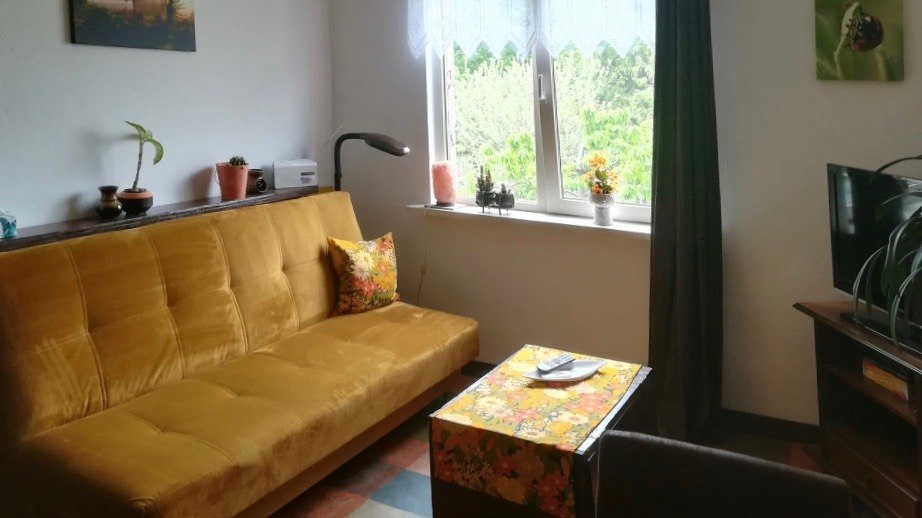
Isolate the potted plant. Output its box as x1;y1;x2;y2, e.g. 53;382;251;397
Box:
496;183;515;214
475;167;496;213
582;153;620;226
853;154;922;347
215;156;249;201
118;121;164;216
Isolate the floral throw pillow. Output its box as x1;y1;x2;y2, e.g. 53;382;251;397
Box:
328;233;399;315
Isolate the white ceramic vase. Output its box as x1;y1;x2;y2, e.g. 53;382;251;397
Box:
590;193;615;226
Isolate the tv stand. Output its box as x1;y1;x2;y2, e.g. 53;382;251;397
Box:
797;301;922;517
840;312;922;357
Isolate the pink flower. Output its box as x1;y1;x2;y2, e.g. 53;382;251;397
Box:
536;474;562;500
537;470;569;495
376;238;394;253
568;393;609;414
432;447;454;483
515;408;541;421
493;453;516;476
351;277;377;297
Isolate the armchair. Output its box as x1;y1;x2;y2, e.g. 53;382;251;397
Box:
597;431;850;517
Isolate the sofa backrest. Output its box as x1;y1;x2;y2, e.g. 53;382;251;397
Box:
0;192;362;458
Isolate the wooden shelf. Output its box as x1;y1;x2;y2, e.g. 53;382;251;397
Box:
0;187;318;253
824;364;917;426
828;420;919;493
798;301;922;517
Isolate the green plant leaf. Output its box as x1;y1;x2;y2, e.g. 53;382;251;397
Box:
875;191;922;221
880;220;909;298
889;267;922;345
854;246;886;320
898;249;917;267
865;247;887;317
906;242;922;277
125;121;147;138
880;206;922;301
873;155;922;176
148;138;164;165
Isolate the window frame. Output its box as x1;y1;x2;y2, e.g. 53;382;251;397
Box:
425;22;652;224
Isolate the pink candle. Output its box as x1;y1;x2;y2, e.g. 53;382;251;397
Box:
431;161;457;206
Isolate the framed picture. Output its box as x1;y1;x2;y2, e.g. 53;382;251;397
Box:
816;0;904;81
69;0;196;52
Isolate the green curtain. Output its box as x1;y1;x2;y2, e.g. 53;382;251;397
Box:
648;0;723;441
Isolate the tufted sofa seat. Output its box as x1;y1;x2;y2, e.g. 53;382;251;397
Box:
0;192;479;516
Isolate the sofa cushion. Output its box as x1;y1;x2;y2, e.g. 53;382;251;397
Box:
0;303;478;516
329;232;400;315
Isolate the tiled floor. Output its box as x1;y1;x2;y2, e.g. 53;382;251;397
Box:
274;408;436;518
273;403;824;518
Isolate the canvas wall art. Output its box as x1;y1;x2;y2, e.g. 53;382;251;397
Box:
816;0;904;81
70;0;196;52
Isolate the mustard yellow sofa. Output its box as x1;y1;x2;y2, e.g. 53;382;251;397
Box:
0;192;479;516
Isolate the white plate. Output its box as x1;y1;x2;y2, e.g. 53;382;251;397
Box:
522;360;607;382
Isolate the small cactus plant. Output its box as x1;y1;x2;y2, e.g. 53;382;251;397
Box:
229;156;248;167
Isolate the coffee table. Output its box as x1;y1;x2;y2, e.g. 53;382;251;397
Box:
429;345;651;518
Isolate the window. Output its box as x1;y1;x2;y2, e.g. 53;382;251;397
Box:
448;44;539;203
422;1;655;223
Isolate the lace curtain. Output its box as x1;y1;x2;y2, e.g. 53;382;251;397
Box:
408;0;656;58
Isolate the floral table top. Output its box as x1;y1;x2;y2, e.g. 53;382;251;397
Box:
431;345;643;517
434;344;642;451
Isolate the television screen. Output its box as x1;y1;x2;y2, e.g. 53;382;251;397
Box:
828;163;922;306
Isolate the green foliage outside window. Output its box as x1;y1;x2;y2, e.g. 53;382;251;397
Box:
449;41;655;205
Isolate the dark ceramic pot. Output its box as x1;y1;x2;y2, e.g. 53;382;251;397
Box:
95;185;123;220
497;192;515;213
118;189;154;216
247;169;268;195
475;191;496;212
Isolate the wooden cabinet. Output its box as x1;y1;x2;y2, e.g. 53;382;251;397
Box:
797;302;922;517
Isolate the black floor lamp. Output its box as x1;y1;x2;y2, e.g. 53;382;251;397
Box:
334;133;411;191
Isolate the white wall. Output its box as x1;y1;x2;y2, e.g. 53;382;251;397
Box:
712;1;922;424
0;0;332;227
330;0;651;366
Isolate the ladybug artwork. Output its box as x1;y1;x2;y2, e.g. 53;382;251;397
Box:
844;3;885;51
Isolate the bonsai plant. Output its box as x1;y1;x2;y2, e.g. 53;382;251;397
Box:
496;183;515;214
215;156;249;201
475;166;495;213
118;121;164;216
582;153;620;226
852;154;922;348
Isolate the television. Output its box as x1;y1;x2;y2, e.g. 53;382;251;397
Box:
828;163;922;347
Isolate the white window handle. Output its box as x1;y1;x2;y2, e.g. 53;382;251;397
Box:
538;74;549;105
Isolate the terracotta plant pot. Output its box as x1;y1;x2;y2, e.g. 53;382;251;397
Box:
216;163;249;201
118;189;154;217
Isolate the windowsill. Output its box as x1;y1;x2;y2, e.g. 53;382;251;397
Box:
406;204;651;240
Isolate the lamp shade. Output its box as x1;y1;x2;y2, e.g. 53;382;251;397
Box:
362;133;411;157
